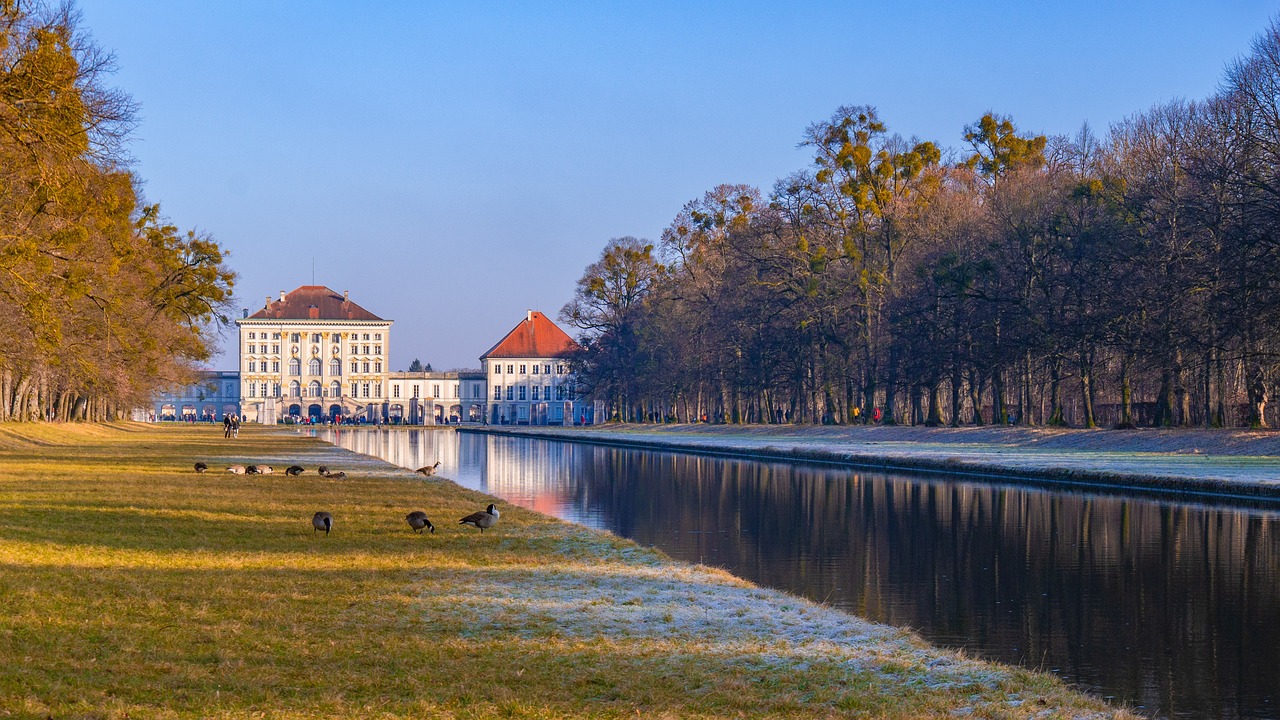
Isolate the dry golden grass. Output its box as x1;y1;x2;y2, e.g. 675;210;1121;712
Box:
0;423;1128;718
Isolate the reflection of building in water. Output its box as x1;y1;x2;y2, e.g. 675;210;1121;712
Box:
150;370;241;421
481;435;585;515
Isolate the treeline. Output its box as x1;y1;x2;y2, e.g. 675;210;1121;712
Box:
0;3;234;421
563;20;1280;428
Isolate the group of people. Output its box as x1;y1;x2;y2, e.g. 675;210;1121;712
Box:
222;413;241;438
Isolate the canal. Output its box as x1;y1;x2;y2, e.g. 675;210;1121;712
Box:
314;426;1280;719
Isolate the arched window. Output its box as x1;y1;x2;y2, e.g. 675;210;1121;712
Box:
309;381;322;397
288;358;301;376
329;381;341;398
308;358;321;375
329;358;341;376
289;381;300;397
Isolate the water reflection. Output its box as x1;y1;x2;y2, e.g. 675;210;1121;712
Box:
314;427;1280;719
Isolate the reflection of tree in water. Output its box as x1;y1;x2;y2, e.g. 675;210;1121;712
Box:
545;445;1280;720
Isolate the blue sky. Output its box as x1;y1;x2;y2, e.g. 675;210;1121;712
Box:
77;1;1279;370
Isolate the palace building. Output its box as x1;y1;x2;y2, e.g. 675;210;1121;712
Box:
191;285;594;426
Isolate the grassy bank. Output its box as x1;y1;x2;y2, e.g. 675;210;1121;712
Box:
0;423;1123;718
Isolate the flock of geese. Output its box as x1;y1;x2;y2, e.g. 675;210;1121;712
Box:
191;460;500;536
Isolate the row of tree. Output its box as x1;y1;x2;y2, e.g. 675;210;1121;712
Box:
563;19;1280;428
0;2;234;421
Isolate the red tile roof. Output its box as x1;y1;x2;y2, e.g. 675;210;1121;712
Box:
246;286;387;322
481;311;579;359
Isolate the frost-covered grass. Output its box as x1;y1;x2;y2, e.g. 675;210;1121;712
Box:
506;423;1280;493
0;422;1125;718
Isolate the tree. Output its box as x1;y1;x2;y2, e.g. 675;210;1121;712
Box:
408;358;424;372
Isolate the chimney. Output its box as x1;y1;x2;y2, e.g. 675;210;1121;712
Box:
308;305;319;319
527;309;533;322
242;308;248;319
279;290;286;302
265;296;271;309
343;290;349;302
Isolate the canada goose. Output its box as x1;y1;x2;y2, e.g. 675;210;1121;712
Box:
285;465;304;476
312;511;332;535
325;471;346;479
258;465;274;475
318;465;329;475
415;461;441;476
226;465;246;474
405;511;434;534
194;462;207;473
245;465;260;475
459;504;500;533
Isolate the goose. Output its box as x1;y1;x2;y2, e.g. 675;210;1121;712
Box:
318;465;329;475
312;511;332;535
285;465;305;476
405;511;434;534
226;465;246;474
258;465;274;475
415;461;441;476
245;465;261;475
325;471;346;479
459;504;500;533
194;462;208;473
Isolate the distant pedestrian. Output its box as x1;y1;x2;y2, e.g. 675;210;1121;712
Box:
872;407;882;423
223;414;232;439
231;414;240;438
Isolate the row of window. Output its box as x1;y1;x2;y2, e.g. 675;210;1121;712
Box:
492;385;569;401
493;363;566;375
390;383;483;399
245;344;381;356
245;359;384;375
247;331;382;342
245;381;382;399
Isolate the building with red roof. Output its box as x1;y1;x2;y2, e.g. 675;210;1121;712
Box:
481;311;588;425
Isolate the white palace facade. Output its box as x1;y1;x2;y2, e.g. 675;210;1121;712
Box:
150;285;593;425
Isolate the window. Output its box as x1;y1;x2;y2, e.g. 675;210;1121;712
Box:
309;381;321;397
248;360;257;372
273;333;281;339
557;364;565;374
330;359;341;376
374;345;381;355
363;333;370;340
520;364;526;374
518;386;527;401
557;386;566;401
272;361;279;373
291;333;300;342
374;333;381;340
494;386;502;400
374;362;382;373
273;383;281;397
362;345;370;355
375;384;381;398
330;382;341;397
350;361;358;374
533;365;540;375
311;333;320;343
272;344;280;354
473;385;481;398
412;384;420;398
289;381;300;397
506;386;513;400
350;382;358;396
289;358;301;376
249;332;256;340
308;358;321;375
507;364;514;374
452;384;459;398
493;365;501;375
544;365;551;374
362;383;370;398
248;382;257;397
247;344;254;354
532;387;539;401
393;384;401;398
363;362;370;373
433;384;440;397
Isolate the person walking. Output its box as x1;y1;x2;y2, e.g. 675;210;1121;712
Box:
231;414;240;438
223;414;232;439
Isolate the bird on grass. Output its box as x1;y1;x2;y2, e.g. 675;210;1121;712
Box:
194;462;207;473
258;465;274;475
325;470;346;479
405;511;435;534
317;465;329;475
459;504;500;533
285;465;305;476
245;465;260;475
226;465;246;474
312;511;332;535
415;461;441;476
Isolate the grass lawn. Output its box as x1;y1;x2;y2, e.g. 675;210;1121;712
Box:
0;423;1126;718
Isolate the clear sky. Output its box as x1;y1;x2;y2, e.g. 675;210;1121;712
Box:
76;1;1279;371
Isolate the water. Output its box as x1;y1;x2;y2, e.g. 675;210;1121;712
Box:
313;426;1280;719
